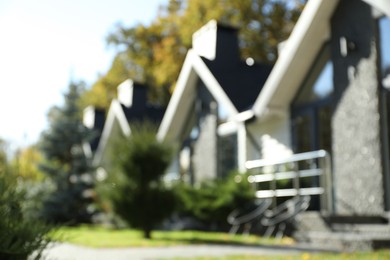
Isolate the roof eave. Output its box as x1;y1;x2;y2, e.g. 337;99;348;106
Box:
252;0;339;119
157;51;198;143
157;50;238;143
363;0;390;17
92;100;131;166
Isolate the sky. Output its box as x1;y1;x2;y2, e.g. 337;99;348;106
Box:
0;0;166;150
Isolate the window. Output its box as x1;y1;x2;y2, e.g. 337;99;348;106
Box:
218;133;238;178
291;45;334;154
380;17;390;88
218;103;229;122
378;16;390;210
294;45;333;107
290;45;334;211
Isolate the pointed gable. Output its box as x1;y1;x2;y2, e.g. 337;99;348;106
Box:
93;79;165;166
158;20;272;143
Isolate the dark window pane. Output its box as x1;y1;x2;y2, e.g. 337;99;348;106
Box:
292;113;313;153
294;46;333;106
218;133;237;178
318;106;332;152
380;17;390;88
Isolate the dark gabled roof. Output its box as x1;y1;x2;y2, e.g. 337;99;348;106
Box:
158;20;273;143
121;104;166;125
203;58;273;112
89;109;105;152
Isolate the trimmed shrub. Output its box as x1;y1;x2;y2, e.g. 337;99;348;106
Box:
101;123;176;239
173;172;255;230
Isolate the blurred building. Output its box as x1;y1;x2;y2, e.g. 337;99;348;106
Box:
240;0;390;250
85;0;390;249
157;20;272;184
84;79;165;174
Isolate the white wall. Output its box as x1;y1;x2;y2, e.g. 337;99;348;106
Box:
237;123;248;173
246;111;293;163
165;155;181;183
97;118;122;171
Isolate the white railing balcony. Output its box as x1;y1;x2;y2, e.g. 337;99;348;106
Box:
245;150;333;214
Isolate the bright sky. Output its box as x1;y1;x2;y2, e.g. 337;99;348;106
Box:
0;0;166;149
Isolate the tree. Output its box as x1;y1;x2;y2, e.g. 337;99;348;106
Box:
0;175;53;260
0;140;53;259
82;0;306;109
10;145;45;182
103;123;175;239
0;138;9;174
39;81;97;225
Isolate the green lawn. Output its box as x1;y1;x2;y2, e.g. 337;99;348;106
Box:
52;225;294;248
52;226;390;259
171;251;390;260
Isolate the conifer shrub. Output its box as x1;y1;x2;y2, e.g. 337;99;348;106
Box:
173;172;255;230
101;123;176;239
39;82;97;225
0;174;53;260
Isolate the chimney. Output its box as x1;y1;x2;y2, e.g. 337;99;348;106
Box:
117;79;147;110
83;106;94;129
192;20;240;63
83;106;104;129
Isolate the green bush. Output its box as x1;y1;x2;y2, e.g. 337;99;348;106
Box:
0;174;53;260
173;172;255;229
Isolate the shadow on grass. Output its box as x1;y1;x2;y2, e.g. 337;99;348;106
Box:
152;235;341;254
153;237;250;246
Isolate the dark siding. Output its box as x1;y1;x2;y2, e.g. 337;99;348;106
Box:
331;0;384;215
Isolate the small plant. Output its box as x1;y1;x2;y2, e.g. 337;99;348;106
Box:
0;174;53;260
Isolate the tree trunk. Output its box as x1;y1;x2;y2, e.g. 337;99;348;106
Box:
143;227;152;239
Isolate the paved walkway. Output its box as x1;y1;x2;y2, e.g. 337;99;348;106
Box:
41;243;339;260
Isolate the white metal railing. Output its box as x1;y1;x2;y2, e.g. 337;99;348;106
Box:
245;150;333;214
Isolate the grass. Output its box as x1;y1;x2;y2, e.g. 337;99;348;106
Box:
174;253;390;260
171;251;390;260
52;225;294;248
52;226;390;259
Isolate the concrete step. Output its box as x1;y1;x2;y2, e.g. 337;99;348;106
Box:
293;212;390;251
326;214;390;234
331;223;390;234
294;230;390;252
295;211;331;232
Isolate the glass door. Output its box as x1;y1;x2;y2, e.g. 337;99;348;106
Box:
290;44;334;211
379;16;390;211
291;109;316;154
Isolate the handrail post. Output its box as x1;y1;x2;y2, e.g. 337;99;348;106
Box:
271;168;277;208
293;161;300;197
318;151;333;214
319;155;326;214
324;152;333;214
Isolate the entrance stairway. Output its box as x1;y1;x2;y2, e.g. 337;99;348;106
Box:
293;211;390;251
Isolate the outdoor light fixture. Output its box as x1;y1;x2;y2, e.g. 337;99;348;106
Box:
340;36;356;57
246;57;255;66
